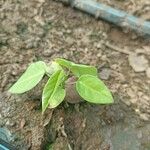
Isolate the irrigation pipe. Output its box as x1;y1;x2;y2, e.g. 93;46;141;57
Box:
58;0;150;36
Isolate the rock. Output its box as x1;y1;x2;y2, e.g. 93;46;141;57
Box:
140;113;149;121
128;53;148;72
146;67;150;78
65;77;83;104
99;68;111;80
43;49;54;57
34;16;45;26
5;119;16;127
37;0;45;3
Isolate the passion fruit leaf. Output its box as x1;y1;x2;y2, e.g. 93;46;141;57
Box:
48;86;66;109
9;61;46;94
76;75;113;104
71;64;97;77
55;58;72;69
46;61;62;76
56;58;97;77
42;70;65;112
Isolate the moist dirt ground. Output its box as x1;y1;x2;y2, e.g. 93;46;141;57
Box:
0;0;150;150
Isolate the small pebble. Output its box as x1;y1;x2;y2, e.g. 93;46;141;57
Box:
146;67;150;78
99;68;111;80
128;53;148;72
6;119;16;127
140;113;149;121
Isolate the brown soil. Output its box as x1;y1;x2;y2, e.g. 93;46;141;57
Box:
0;0;150;149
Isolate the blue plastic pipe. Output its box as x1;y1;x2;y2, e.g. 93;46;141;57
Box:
60;0;150;36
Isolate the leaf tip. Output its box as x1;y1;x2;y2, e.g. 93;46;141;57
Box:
8;87;15;94
107;93;114;104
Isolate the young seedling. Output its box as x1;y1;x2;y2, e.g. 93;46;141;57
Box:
9;58;113;113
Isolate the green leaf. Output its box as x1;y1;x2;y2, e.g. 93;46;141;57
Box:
9;61;46;94
42;70;66;112
71;64;97;77
76;75;113;104
46;61;62;76
55;58;72;69
56;58;97;77
48;86;66;109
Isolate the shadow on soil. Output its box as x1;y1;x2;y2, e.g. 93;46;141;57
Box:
44;95;150;150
